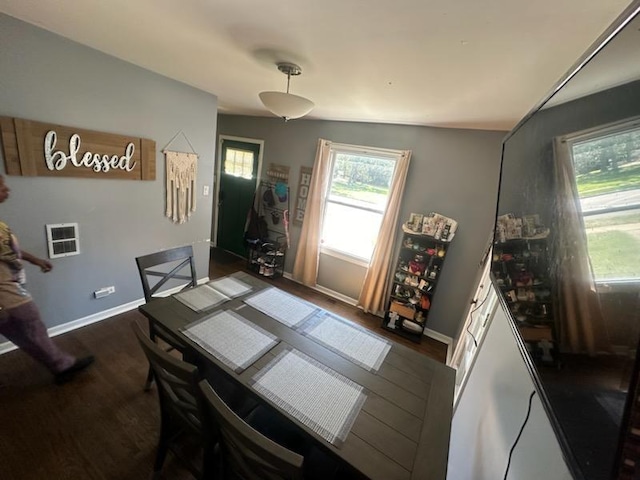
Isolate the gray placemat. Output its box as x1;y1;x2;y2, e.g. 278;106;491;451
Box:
300;312;392;372
251;349;367;447
207;276;252;298
174;284;229;312
244;287;319;328
182;310;279;373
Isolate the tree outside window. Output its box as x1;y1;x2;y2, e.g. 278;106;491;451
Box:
321;148;399;262
570;123;640;281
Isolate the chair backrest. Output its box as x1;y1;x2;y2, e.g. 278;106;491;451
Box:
132;321;203;437
136;245;197;303
199;379;304;480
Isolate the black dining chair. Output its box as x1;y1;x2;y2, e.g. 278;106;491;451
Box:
136;245;197;390
199;378;305;480
132;321;217;480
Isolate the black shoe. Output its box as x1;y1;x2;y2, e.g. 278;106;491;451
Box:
54;355;95;385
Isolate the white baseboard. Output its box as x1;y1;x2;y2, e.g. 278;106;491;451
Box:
0;298;144;355
282;272;452;361
0;277;210;356
425;327;453;364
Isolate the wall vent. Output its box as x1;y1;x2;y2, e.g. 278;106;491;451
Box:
46;223;80;259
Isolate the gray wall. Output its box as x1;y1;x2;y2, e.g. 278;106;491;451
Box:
0;14;217;330
217;114;504;338
499;79;640;223
449;303;572;479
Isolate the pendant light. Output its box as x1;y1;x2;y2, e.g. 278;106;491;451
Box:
259;62;314;121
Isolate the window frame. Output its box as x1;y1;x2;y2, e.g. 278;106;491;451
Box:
565;116;640;283
319;143;402;265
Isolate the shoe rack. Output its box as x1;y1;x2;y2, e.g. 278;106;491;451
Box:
382;230;451;343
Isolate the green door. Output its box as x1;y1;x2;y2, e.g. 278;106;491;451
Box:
216;138;261;257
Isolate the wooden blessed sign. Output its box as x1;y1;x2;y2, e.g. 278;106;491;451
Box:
0;116;156;180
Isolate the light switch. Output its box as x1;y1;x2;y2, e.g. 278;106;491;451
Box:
203;185;210;196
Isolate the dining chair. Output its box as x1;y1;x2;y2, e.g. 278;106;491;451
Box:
132;321;216;480
199;379;305;480
136;245;197;390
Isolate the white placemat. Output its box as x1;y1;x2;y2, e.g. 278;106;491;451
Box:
207;276;252;298
244;287;319;328
301;312;392;372
251;349;367;447
182;310;279;373
174;284;229;312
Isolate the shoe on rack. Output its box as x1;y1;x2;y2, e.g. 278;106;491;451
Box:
55;355;95;385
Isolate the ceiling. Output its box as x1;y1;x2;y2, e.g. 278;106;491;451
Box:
0;0;632;130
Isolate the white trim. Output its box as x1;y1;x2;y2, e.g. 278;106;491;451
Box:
46;222;80;259
562;114;640;144
331;142;405;158
424;327;453;363
319;247;370;268
0;299;141;355
0;277;210;356
213;135;264;246
283;271;358;306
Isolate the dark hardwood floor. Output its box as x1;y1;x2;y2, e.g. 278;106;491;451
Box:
0;248;447;480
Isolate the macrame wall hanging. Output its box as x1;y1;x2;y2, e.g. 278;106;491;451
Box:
163;131;198;224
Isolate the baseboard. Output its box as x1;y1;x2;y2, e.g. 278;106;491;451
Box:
0;277;210;356
425;327;453;364
282;272;452;361
0;298;143;355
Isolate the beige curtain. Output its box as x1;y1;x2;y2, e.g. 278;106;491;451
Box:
358;150;411;314
553;137;610;355
292;139;332;285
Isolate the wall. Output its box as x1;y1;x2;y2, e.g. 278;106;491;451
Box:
217;114;504;338
448;301;572;480
499;80;640;349
499;79;640;225
0;14;217;332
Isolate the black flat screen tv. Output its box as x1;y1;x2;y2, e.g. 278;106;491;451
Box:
492;3;640;478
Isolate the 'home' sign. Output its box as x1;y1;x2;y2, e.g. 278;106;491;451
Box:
0;116;156;180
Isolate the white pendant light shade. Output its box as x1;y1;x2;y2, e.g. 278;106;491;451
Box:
259;62;314;121
258;91;315;121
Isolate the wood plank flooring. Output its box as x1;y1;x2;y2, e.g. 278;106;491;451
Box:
0;249;447;480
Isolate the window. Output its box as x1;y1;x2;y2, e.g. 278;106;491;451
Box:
321;144;400;262
223;148;255;179
46;223;80;258
568;119;640;281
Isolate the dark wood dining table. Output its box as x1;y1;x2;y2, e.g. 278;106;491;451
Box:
138;271;454;480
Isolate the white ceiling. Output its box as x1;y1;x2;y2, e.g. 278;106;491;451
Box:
0;0;632;130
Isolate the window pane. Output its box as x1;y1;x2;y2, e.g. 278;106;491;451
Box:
572;126;640;280
321;149;398;261
329;153;395;209
583;209;640;280
322;202;383;260
224;148;254;179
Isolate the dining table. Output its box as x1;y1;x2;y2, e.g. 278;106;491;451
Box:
138;271;455;480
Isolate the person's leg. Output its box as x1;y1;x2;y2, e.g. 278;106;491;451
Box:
0;301;75;373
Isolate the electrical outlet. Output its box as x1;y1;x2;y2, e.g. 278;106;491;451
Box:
94;286;115;298
203;185;210;196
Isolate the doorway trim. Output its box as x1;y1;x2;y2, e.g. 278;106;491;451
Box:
213;135;265;247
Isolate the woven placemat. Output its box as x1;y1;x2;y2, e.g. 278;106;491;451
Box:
251;349;367;447
244;287;319;328
300;312;391;372
207;276;252;298
174;284;229;312
182;310;279;373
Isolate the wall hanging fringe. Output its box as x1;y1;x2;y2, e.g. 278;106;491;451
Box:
165;150;198;224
